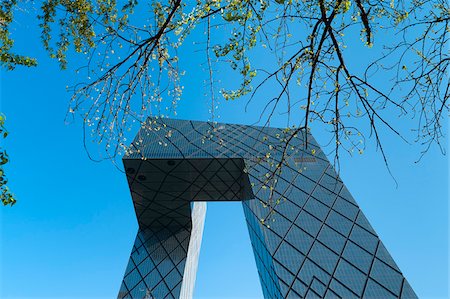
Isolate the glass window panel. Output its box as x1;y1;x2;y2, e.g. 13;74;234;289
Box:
311;277;327;297
286;224;314;255
143;268;163;290
274;241;305;274
274;197;302;222
318;226;346;254
375;243;401;272
349;226;378;254
342;242;373;274
124;259;137;277
298;259;331;287
278;278;291;297
334;260;366;296
152;281;170;298
332;198;358;221
308;242;339;274
138;257;156;277
156;257;176;278
325;211;353;237
170;282;182;299
295;211;322;237
323;288;341;299
338;186;357;205
356;213;376;234
269;212;292;238
401;280;418;299
292;278;308;297
164;268;182;291
273;260;295;287
117;282;130;299
312;185;339;207
329;279;359;299
263;226;283;252
370;260;403;295
305;289;322;299
304;199;330;221
124;267;143;291
320;173;344;194
129;280;148;298
363;279;396;298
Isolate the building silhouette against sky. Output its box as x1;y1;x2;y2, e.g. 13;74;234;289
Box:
118;118;417;299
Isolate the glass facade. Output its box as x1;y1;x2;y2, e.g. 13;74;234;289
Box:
119;118;417;298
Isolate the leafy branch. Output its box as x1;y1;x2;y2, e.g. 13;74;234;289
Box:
0;114;16;206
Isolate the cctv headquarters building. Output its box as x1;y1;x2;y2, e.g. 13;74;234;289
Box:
117;118;417;299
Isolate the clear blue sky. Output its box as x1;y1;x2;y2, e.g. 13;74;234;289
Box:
0;6;448;299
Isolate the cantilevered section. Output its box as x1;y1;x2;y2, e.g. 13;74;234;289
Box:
119;118;417;299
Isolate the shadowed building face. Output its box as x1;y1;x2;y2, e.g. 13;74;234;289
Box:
118;118;417;299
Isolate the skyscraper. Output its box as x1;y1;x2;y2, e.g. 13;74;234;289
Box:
118;118;417;298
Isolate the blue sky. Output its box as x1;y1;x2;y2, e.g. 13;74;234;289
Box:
0;5;448;299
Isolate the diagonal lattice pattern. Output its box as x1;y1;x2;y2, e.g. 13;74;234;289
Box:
119;118;417;299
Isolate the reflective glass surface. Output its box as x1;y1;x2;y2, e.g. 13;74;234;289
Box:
119;118;417;299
